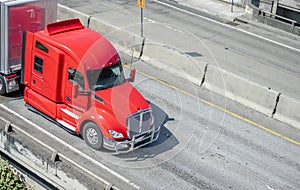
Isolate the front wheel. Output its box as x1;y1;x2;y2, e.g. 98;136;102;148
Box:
0;75;6;95
82;122;103;150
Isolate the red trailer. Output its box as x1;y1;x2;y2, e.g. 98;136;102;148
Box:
0;0;57;94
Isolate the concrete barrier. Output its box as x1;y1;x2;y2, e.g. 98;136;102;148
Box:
57;4;207;85
249;3;300;36
57;4;90;27
58;4;300;129
218;0;249;8
88;17;144;57
274;95;300;130
202;64;279;117
0;118;6;129
58;4;144;58
143;43;206;86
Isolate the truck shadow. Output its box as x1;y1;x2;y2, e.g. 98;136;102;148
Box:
112;101;179;161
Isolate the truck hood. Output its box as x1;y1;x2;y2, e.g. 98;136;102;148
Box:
92;82;150;126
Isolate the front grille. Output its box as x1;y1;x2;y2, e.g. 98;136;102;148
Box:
127;109;153;138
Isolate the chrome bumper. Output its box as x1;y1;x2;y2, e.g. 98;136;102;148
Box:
103;125;161;153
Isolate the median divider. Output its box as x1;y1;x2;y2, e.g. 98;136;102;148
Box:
143;43;206;86
89;17;144;58
57;4;207;85
57;4;90;27
57;4;300;129
274;95;300;130
0;118;6;129
202;64;279;117
58;4;144;58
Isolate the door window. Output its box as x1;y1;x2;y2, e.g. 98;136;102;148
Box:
34;56;43;74
68;68;85;90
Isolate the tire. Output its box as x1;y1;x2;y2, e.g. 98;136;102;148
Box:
0;75;6;95
82;122;103;150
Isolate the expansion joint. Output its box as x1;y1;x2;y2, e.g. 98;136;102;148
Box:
138;37;146;59
272;92;281;118
87;16;92;28
200;63;209;87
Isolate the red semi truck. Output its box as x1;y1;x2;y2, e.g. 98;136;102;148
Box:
23;19;160;152
2;0;160;152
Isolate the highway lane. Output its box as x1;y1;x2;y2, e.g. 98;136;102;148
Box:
58;0;300;101
1;1;300;188
0;58;299;189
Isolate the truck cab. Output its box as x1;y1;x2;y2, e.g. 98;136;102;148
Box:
22;19;160;152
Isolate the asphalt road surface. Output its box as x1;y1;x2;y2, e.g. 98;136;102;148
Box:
0;57;300;189
58;0;300;100
0;0;299;189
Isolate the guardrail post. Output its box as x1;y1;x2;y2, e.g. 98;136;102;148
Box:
290;22;295;33
4;121;12;133
271;0;279;17
105;184;113;190
3;121;13;151
50;150;60;176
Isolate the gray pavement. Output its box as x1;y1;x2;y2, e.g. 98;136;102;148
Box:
166;0;246;21
150;0;300;129
1;60;300;189
280;0;300;7
58;0;300;129
1;1;300;188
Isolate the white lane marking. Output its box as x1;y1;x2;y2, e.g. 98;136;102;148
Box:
165;25;173;30
153;0;300;53
0;104;140;190
145;16;186;34
145;17;156;23
266;185;276;190
165;25;185;33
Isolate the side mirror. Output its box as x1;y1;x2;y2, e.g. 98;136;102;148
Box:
72;84;79;98
129;68;136;82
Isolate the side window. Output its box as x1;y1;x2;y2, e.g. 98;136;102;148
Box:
34;56;43;74
68;68;85;90
36;41;49;53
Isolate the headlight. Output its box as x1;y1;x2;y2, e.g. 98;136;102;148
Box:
108;130;124;139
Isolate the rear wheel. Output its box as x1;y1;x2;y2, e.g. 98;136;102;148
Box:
82;122;103;150
0;75;6;95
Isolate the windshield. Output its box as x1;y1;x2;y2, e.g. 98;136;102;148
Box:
87;62;126;91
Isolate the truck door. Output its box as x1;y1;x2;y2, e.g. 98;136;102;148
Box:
30;39;64;103
65;68;91;112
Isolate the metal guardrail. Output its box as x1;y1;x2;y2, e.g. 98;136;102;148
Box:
0;120;63;189
0;150;59;190
258;9;297;32
278;3;300;13
0;116;119;190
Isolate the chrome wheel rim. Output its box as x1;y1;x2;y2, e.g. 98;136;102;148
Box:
86;128;98;145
